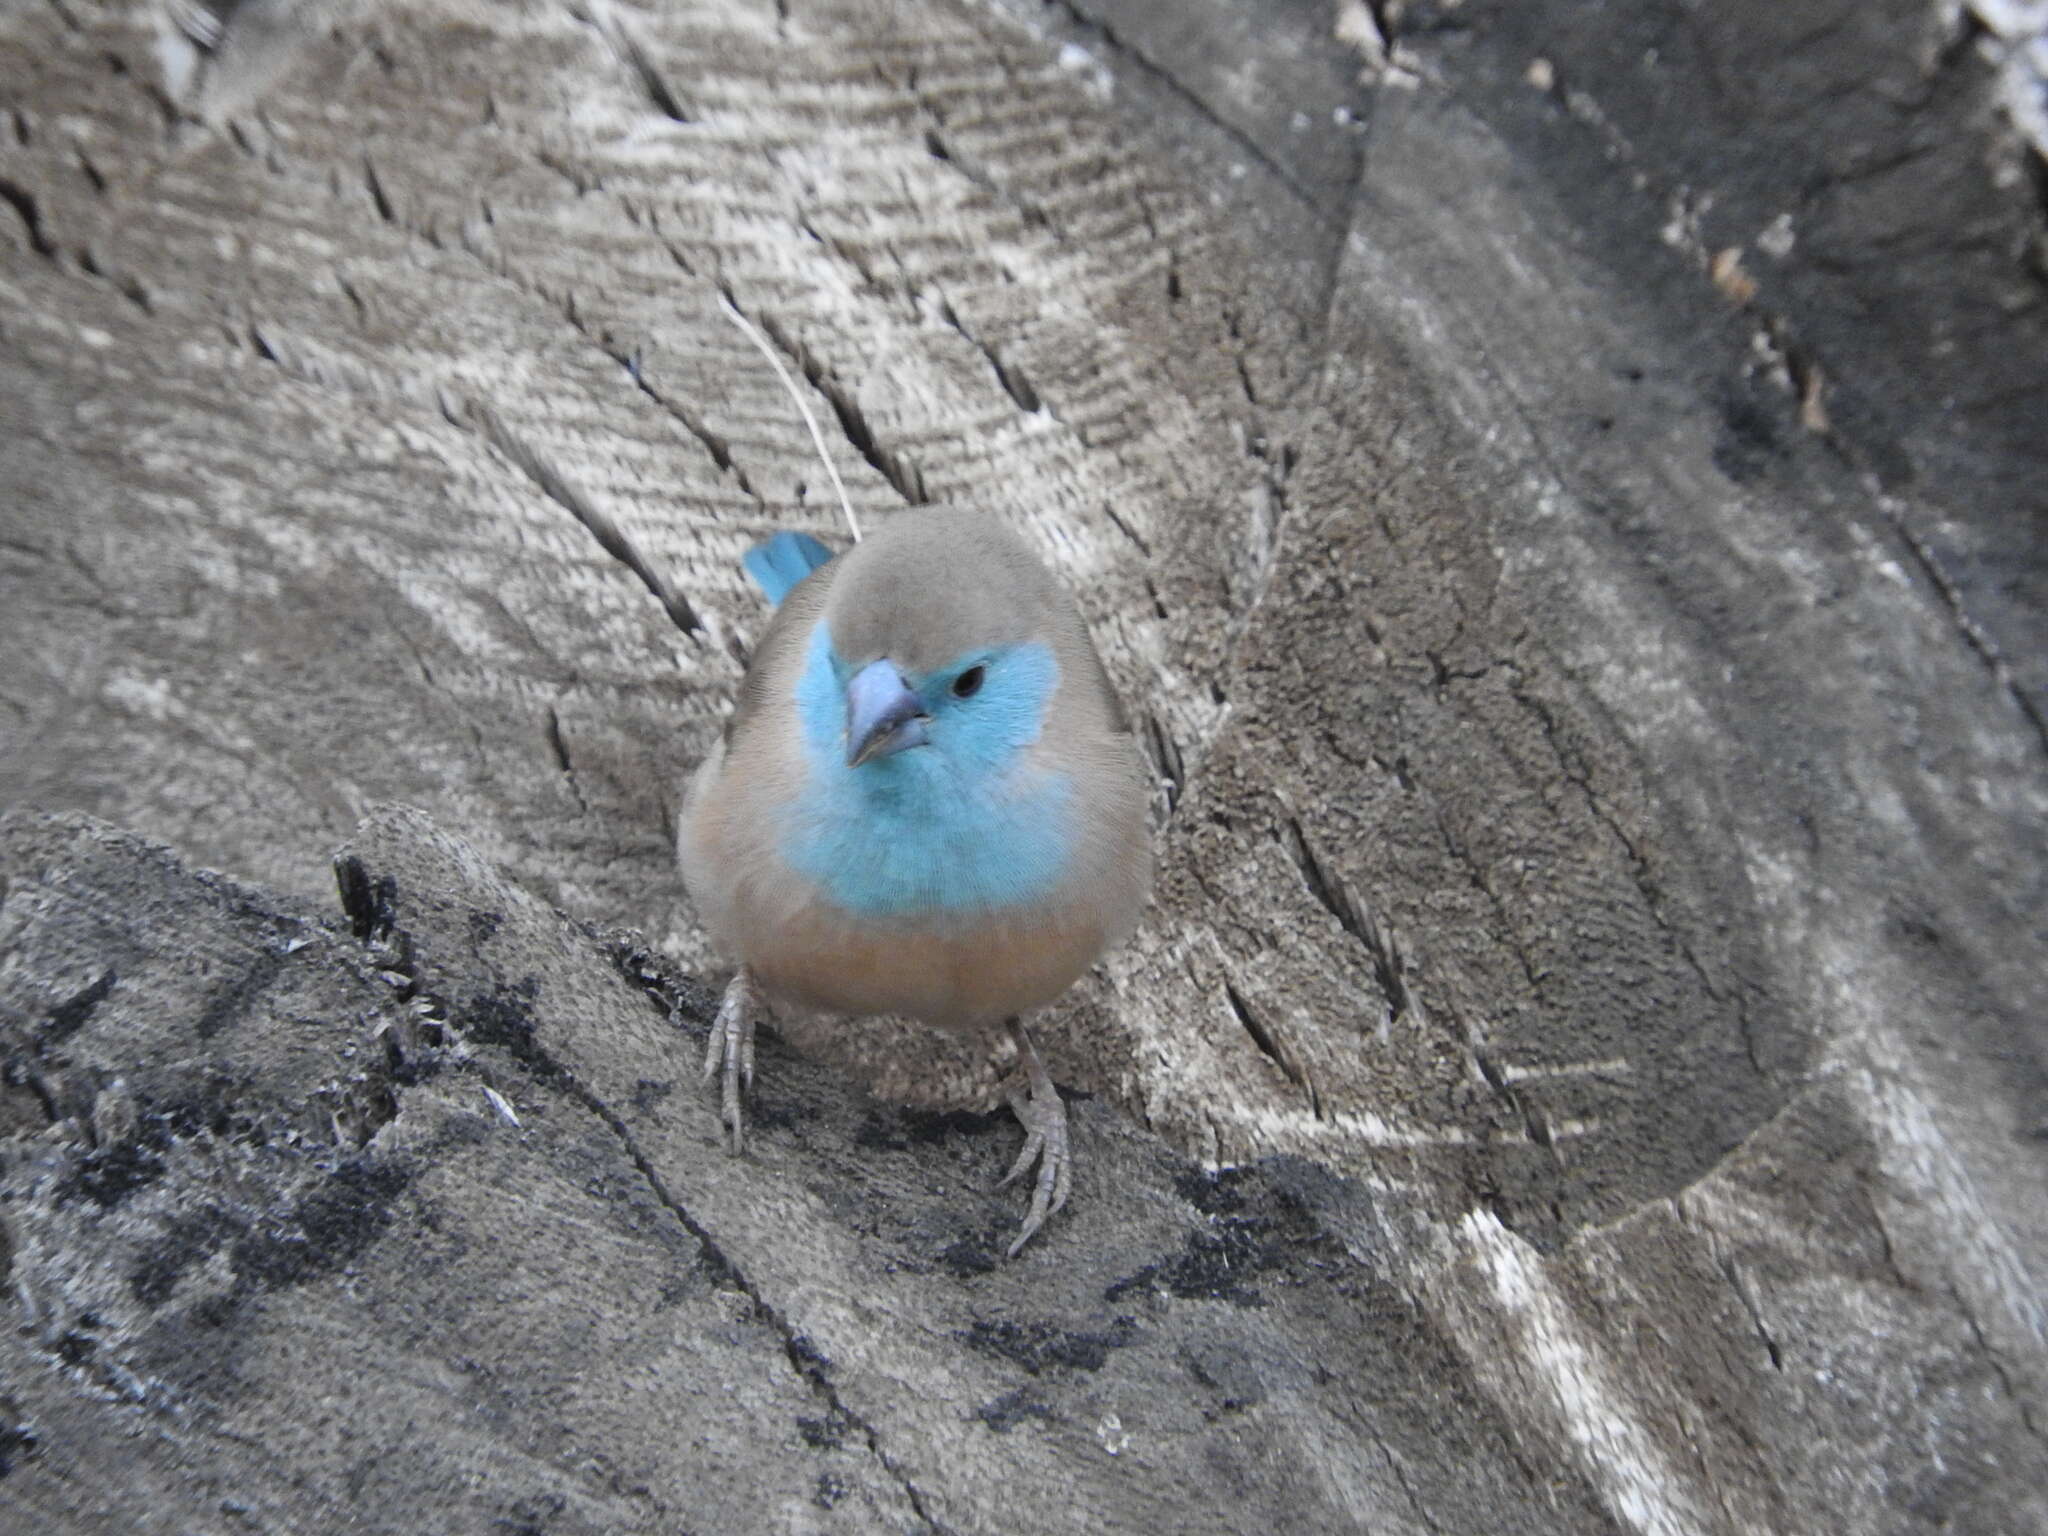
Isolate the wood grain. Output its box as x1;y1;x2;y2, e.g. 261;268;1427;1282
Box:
3;1;2044;1530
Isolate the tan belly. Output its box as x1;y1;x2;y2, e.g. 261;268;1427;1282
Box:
745;897;1107;1030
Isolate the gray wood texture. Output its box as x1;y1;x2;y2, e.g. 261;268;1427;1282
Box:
2;1;2044;1531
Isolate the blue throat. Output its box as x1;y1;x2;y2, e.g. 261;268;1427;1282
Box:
780;622;1075;916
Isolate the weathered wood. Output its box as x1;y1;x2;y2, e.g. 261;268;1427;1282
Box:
8;806;1586;1535
2;1;2044;1531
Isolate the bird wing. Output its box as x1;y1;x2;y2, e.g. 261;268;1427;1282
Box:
1056;607;1132;737
726;550;838;750
741;530;835;606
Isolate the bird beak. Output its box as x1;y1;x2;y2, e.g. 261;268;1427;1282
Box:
845;659;930;767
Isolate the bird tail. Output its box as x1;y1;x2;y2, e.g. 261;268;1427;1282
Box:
741;530;835;606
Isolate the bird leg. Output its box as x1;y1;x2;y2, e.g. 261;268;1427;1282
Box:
995;1017;1071;1257
702;965;759;1153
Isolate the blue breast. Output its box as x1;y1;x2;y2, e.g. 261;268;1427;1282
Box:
778;623;1075;916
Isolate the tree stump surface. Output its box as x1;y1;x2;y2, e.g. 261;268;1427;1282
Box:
2;2;2043;1532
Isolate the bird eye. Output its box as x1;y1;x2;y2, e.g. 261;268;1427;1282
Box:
951;665;986;699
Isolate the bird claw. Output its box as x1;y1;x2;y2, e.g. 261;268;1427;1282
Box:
703;967;758;1154
996;1022;1071;1257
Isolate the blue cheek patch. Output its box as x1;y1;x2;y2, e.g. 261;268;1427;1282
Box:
781;624;1075;916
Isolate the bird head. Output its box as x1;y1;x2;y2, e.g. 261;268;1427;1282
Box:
805;510;1073;784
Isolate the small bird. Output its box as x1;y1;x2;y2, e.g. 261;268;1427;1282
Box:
678;507;1153;1254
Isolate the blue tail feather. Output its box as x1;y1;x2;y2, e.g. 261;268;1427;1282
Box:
742;530;835;606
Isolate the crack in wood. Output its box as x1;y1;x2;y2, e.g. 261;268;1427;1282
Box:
462;399;703;638
1718;1254;1783;1371
1047;0;1337;225
935;295;1043;415
360;154;395;224
1275;813;1411;1038
0;175;56;258
1882;501;2048;757
744;299;928;506
325;870;949;1525
559;1039;948;1531
1140;705;1183;813
1222;978;1304;1097
612;18;693;123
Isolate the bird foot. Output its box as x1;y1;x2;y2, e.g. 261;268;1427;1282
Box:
995;1020;1071;1257
702;967;759;1153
